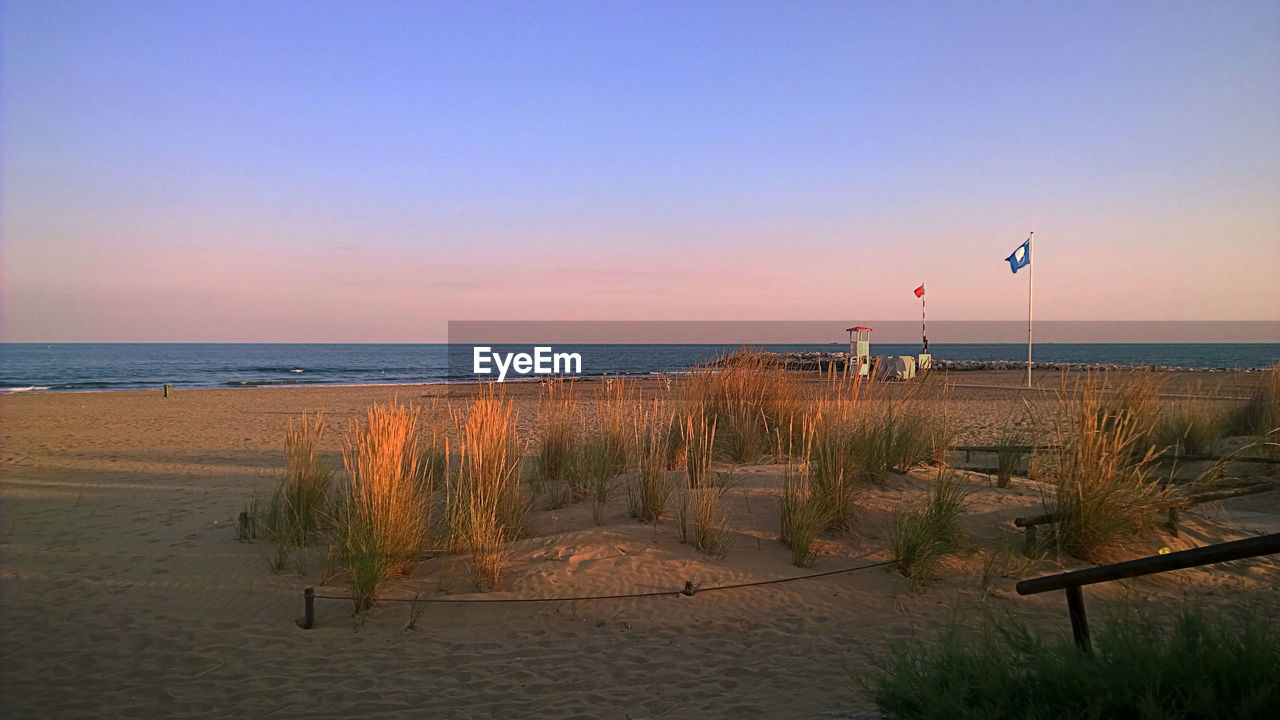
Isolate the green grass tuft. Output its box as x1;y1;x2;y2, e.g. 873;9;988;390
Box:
627;402;676;523
1043;373;1168;561
779;465;830;567
867;608;1280;720
889;471;968;587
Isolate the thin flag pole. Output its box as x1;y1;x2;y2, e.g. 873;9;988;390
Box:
921;284;927;355
1026;231;1034;388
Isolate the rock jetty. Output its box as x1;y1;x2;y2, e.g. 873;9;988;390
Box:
758;351;1246;373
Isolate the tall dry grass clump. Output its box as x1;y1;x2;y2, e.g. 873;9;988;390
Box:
338;401;429;610
594;376;634;474
1099;371;1163;454
682;350;806;462
802;406;862;531
448;388;528;587
993;415;1033;489
1228;362;1280;439
628;401;676;523
676;409;733;555
576;436;618;525
917;377;958;465
846;390;936;484
535;377;579;490
890;471;969;587
682;406;716;488
265;412;334;550
779;462;830;567
1042;373;1168;560
1151;399;1228;455
869;608;1280;719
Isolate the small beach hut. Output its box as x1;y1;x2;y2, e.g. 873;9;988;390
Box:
846;326;873;377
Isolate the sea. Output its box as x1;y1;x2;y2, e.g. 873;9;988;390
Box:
1;343;1278;394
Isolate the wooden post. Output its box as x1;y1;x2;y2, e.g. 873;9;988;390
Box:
163;383;172;397
298;587;315;629
1065;585;1091;651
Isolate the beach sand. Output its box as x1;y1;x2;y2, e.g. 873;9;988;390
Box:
2;371;1277;718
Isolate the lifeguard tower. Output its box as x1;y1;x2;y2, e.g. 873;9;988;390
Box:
846;326;873;377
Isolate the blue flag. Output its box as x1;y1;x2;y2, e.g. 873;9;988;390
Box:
1006;239;1030;273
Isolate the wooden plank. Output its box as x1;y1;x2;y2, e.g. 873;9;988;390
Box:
1016;533;1280;596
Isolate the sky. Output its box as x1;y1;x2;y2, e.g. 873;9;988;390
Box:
2;0;1278;342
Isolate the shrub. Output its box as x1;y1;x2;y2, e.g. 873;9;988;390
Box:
867;608;1280;720
779;465;830;567
681;407;717;488
1152;399;1228;456
1043;373;1168;561
447;387;527;588
628;402;676;523
576;437;617;525
803;410;861;531
338;401;429;610
675;409;733;555
593;376;633;476
536;377;579;489
847;399;934;484
1228;362;1280;438
890;471;968;586
676;480;735;557
681;350;806;462
994;420;1031;489
264;413;334;548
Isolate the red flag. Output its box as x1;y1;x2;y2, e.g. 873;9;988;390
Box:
914;284;925;298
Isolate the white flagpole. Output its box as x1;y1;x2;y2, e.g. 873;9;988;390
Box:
1026;232;1034;388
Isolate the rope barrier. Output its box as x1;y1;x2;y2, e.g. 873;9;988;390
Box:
296;557;898;628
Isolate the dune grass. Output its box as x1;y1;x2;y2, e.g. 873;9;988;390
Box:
889;471;968;587
628;401;676;523
979;534;1031;601
1043;373;1168;561
263;413;334;556
574;436;618;525
338;401;429;611
802;408;862;531
846;398;936;484
593;376;633;476
681;407;717;488
675;409;734;555
681;350;806;462
994;420;1031;489
1228;362;1280;439
867;608;1280;720
921;379;962;461
779;463;830;567
448;387;528;588
803;379;946;487
1151;399;1229;456
535;377;579;491
677;480;735;557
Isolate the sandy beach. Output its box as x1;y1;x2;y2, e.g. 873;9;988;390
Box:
2;370;1277;719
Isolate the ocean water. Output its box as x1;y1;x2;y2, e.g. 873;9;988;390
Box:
1;343;1277;393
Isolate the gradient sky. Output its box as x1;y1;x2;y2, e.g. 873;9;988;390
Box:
2;0;1278;342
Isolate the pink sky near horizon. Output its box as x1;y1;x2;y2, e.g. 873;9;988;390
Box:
4;201;1277;343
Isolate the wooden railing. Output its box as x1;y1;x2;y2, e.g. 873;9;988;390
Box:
1012;481;1279;551
952;444;1280;465
1015;533;1280;651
